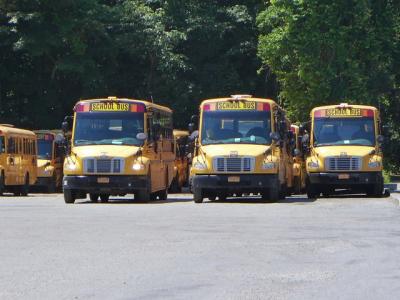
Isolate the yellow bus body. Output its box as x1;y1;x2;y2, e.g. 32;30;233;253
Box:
169;130;190;193
290;125;306;194
190;96;294;203
0;124;37;196
63;97;175;203
34;130;65;192
305;103;384;198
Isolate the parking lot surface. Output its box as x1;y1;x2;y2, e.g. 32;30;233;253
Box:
0;193;399;300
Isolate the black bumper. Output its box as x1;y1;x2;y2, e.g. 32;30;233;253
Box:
192;174;278;192
63;175;149;194
308;172;382;186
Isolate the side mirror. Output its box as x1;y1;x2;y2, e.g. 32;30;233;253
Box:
377;135;384;144
382;125;389;137
136;132;148;141
189;130;199;141
190;115;198;124
62;121;69;133
188;123;195;134
293;149;301;157
270;132;281;143
299;124;305;135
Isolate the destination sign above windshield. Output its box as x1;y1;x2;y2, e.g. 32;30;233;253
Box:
217;101;256;110
91;102;130;112
314;107;374;118
74;102;145;113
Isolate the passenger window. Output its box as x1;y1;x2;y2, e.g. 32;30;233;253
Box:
0;136;4;153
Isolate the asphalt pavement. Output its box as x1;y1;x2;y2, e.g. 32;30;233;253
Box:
0;193;399;300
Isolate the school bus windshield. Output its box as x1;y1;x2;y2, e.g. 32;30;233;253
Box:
201;110;272;145
38;139;53;159
73;112;144;146
313;117;375;147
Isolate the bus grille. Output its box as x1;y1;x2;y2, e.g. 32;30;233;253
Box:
84;158;124;174
213;157;255;172
325;156;361;171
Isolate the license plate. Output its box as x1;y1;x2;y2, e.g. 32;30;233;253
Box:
338;174;350;180
228;176;240;183
97;177;110;184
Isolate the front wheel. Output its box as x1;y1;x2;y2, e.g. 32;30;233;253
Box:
193;188;203;203
0;171;5;195
135;190;149;202
306;185;319;199
20;174;29;196
366;181;383;198
64;189;76;204
100;194;109;203
89;194;99;202
262;186;279;203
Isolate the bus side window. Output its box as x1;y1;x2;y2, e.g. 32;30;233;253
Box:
7;137;15;154
0;136;4;153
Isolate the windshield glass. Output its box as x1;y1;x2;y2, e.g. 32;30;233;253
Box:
201;110;272;145
38;140;53;159
313;117;375;146
73;112;144;146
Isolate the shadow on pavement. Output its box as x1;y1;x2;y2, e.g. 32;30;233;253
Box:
76;195;194;205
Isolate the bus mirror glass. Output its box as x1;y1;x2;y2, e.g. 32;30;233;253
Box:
270;132;281;143
293;149;301;157
62;121;69;133
190;115;198;125
188;123;195;134
189;130;199;141
382;125;389;136
136;132;147;141
377;135;384;144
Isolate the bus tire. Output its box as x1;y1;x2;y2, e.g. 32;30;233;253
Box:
64;189;76;204
262;186;279;203
135;190;149;202
100;194;109;203
0;171;4;196
306;185;319;199
89;194;99;202
367;181;383;198
20;174;29;196
48;175;57;193
158;189;168;201
193;188;203;203
169;176;181;193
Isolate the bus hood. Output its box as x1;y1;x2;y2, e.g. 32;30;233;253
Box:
314;145;375;157
200;144;271;157
72;145;141;159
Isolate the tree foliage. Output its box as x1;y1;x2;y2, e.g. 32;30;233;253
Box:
257;0;400;169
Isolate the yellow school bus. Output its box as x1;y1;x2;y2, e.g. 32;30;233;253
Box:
169;130;190;193
290;125;306;194
0;124;37;196
34;130;65;192
305;103;384;198
62;96;175;203
190;95;294;203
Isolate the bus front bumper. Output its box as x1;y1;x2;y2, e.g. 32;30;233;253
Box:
192;174;278;193
63;175;149;194
308;172;382;186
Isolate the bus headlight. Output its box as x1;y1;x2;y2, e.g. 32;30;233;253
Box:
308;161;319;169
193;161;207;170
132;162;145;171
368;161;380;168
262;162;276;170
